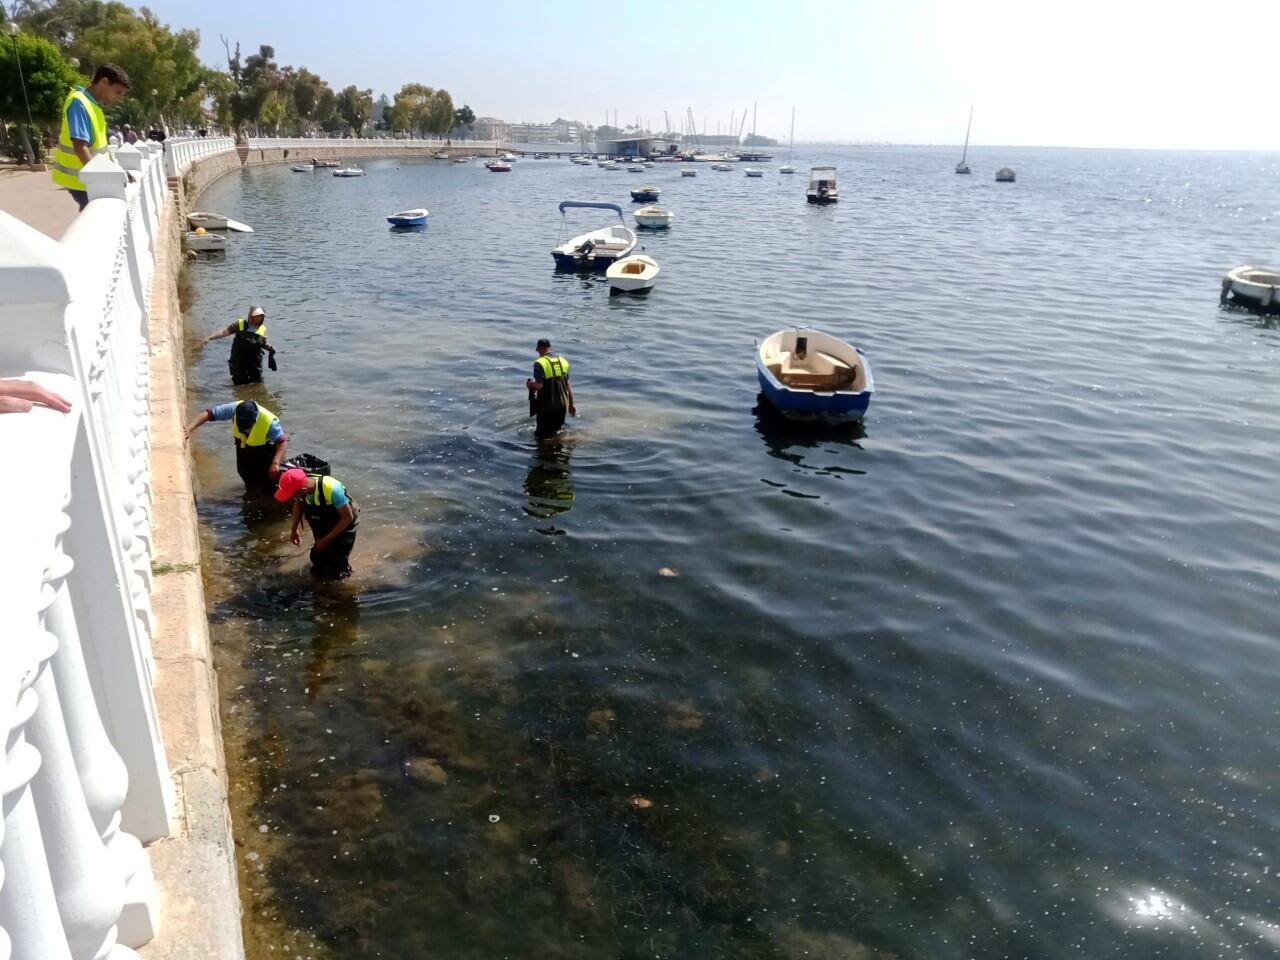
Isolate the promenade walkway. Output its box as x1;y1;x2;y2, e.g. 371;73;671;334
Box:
0;165;79;238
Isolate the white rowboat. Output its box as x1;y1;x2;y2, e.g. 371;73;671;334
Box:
187;211;254;232
1222;265;1280;312
606;255;660;295
634;205;674;229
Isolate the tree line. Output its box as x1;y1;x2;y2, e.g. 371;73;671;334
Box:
0;0;477;162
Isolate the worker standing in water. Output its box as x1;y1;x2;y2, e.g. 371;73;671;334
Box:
185;399;288;493
527;338;576;440
202;305;277;385
274;467;359;580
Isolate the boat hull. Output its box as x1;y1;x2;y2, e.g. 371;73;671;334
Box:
1222;266;1280;313
630;189;659;202
387;216;428;226
806;194;838;204
755;330;872;419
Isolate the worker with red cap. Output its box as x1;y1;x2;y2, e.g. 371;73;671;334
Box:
275;467;358;580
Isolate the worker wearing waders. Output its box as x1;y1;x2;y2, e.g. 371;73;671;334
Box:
527;338;576;439
202;305;277;385
274;467;359;580
185;400;289;493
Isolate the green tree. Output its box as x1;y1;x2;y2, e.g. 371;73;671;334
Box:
453;103;475;137
291;66;325;129
335;85;371;136
390;82;432;137
426;88;453;136
0;28;81;161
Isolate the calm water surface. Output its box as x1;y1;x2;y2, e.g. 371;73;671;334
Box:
186;146;1280;959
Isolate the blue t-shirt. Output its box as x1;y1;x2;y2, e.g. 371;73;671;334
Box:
66;87;97;144
314;478;350;507
208;403;285;442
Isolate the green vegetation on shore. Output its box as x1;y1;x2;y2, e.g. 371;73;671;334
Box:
0;0;477;161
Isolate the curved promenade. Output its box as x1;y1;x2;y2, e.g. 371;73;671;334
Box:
0;136;477;959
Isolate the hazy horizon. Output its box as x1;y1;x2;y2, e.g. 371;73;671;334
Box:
143;0;1278;152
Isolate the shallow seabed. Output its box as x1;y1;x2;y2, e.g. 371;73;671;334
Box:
186;146;1280;959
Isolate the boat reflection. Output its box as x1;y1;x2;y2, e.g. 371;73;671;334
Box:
523;437;576;535
752;393;868;471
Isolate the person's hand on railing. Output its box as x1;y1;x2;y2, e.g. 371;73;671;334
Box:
0;379;71;415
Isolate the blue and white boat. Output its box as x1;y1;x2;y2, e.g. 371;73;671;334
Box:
550;201;637;270
386;207;429;227
630;185;660;202
756;328;873;419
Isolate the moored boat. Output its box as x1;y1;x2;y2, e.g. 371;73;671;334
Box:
681;168;697;177
606;255;660;295
486;160;512;172
634;205;674;229
995;167;1016;182
1221;265;1280;312
711;162;732;171
630;185;660;202
185;228;228;253
433;151;450;160
290;163;315;172
312;159;339;168
806;166;838;204
187;211;254;232
956;106;973;174
744;167;764;177
627;164;644;172
756;328;873;419
386;208;429;226
452;156;471;163
550;200;638;270
333;167;365;177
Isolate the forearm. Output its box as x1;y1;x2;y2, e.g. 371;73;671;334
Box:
270;438;289;470
184;410;211;437
73;140;91;166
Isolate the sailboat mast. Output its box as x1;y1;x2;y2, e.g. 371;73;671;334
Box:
788;106;795;162
961;105;973;162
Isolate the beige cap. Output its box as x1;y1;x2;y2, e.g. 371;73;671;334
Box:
248;305;265;318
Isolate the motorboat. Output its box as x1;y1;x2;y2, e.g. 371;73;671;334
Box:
597;159;613;168
452;156;471;163
486;160;512;172
433;151;450;160
643;161;656;169
185;229;228;253
995;167;1016;182
681;168;697;177
333;167;366;177
1221;265;1280;312
500;153;518;162
806;166;838;204
779;165;796;174
627;164;644;172
386;208;429;226
187;211;254;232
744;167;764;177
634;205;674;229
756;328;873;419
711;162;732;172
312;159;339;168
606;255;660;295
550;200;638;270
600;161;620;171
630;185;660;202
290;163;315;172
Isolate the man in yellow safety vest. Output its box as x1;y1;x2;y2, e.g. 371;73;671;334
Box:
526;338;576;440
50;64;132;211
185;400;290;493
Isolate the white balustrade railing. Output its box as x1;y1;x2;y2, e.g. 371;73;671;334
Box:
245;136;497;150
162;136;236;178
0;141;176;957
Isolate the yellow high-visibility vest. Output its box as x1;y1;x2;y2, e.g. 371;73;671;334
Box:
236;319;268;336
535;354;569;380
50;89;109;192
231;404;276;448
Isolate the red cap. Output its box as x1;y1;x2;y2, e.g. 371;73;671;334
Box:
274;467;309;502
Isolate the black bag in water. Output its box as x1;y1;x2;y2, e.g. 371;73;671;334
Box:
267;349;278;372
282;452;331;476
528;387;537;417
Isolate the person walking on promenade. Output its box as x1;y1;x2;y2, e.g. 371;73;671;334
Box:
275;467;359;580
201;305;277;385
50;64;131;211
185;400;288;492
527;338;576;440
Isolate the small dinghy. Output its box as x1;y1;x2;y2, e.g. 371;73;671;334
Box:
756;328;873;420
185;228;228;253
290;163;315;172
550;200;638;271
744;167;764;177
681;168;697;177
1221;265;1280;312
630;185;660;202
634;205;674;229
995;167;1016;182
606;255;660;295
333;167;366;177
627;164;644;172
312;159;339;168
711;162;732;171
386;208;429;227
643;161;656;169
433;151;450;160
452;156;471;163
486;160;512;172
187;211;254;233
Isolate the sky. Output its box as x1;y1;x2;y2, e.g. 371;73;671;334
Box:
143;0;1278;151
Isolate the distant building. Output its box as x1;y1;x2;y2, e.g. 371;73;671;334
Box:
472;116;509;141
743;133;778;147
